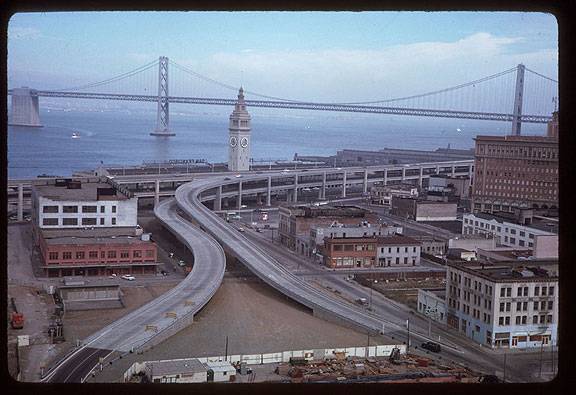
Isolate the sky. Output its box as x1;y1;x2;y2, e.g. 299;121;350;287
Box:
8;11;558;103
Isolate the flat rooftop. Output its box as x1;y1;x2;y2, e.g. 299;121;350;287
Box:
41;227;152;245
470;212;558;234
448;260;558;282
474;135;558;144
147;358;207;376
34;180;130;201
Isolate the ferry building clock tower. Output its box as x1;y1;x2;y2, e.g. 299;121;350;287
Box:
228;87;251;172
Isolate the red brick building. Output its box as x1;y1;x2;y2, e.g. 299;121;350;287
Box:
38;227;158;277
323;237;377;269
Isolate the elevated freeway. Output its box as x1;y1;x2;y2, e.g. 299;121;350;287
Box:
42;198;225;382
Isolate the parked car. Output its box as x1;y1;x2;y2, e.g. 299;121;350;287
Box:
356;298;368;306
238;227;245;232
178;260;185;267
420;341;441;353
121;275;135;281
160;270;168;276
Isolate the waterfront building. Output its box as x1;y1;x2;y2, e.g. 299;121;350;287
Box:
228;87;251;172
445;260;558;349
471;132;558;214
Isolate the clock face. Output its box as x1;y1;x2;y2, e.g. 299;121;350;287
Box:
240;137;248;148
229;136;237;147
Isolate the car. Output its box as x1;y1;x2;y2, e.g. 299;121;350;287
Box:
256;228;262;233
224;177;231;180
420;341;441;353
238;227;245;232
240;205;247;209
121;275;135;281
356;298;368;306
178;260;185;267
235;174;243;178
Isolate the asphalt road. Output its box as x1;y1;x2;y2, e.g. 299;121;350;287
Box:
42;198;226;383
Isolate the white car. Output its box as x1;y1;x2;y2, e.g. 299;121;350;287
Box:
235;174;243;178
121;275;136;281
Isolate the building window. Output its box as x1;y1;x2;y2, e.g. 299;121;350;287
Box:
510;237;516;244
549;286;554;296
49;252;59;260
146;250;155;258
112;206;117;213
519;240;525;247
133;250;142;258
82;217;97;226
101;251;106;259
505;317;510;325
499;317;504;326
534;286;540;296
548;301;554;310
542;287;547;296
89;251;98;258
100;218;105;225
62;252;72;260
82;205;97;213
63;205;78;213
76;251;85;259
506;302;511;312
100;206;105;213
534;301;539;310
515;316;521;325
546;315;553;323
107;251;117;259
63;218;78;226
120;251;130;258
43;218;59;226
42;206;59;213
533;315;538;324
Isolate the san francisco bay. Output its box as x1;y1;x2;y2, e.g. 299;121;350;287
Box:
7;103;547;179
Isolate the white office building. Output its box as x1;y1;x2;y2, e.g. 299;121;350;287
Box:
445;260;558;349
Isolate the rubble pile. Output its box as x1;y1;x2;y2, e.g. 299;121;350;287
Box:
274;351;482;383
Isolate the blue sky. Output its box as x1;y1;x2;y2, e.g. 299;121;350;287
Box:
8;11;557;102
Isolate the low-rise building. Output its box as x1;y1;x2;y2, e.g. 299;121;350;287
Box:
391;197;457;221
412;236;447;257
323;237;377;269
38;227;158;277
417;289;447;324
428;174;470;198
445;260;558;349
279;204;377;252
476;248;533;263
370;184;419;206
376;235;421;267
145;358;208;383
448;235;497;252
31;177;137;231
205;361;237;382
310;221;402;254
462;211;557;251
447;248;477;262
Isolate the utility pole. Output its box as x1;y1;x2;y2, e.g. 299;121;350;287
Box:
503;352;507;383
406;319;410;350
225;335;228;361
539;339;544;379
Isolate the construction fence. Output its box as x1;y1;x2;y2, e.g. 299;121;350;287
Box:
123;344;407;382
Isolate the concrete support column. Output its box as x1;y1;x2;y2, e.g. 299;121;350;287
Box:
341;171;347;198
17;184;24;222
320;172;327;199
419;167;424;188
214;186;222;211
363;169;368;194
154;180;160;207
451;165;456;177
401;167;406;182
266;176;272;206
436;165;440;175
237;181;243;210
9;88;42;127
384;169;388;186
287;190;293;202
293;175;298;203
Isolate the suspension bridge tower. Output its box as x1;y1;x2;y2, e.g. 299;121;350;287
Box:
150;56;175;136
228;87;251;171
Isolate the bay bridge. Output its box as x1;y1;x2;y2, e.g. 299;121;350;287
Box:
8;56;557;136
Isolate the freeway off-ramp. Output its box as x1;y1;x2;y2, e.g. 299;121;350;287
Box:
42;199;225;382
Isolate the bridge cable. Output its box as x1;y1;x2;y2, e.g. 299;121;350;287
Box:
50;59;158;92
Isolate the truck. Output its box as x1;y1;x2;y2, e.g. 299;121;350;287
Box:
10;297;24;329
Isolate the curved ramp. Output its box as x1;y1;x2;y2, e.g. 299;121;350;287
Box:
174;175;386;335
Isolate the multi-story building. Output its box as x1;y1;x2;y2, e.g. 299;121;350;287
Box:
412;236;447;257
462;212;557;252
323;237;377;269
310;221;402;253
376;235;422;267
278;204;377;252
370;184;419;206
471;133;558;214
428;174;471;198
38;227;158;277
391;196;457;222
30;177;159;277
31;177;137;231
417;289;447;324
445;260;558;348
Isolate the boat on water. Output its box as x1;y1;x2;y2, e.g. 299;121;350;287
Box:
71;132;80;139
